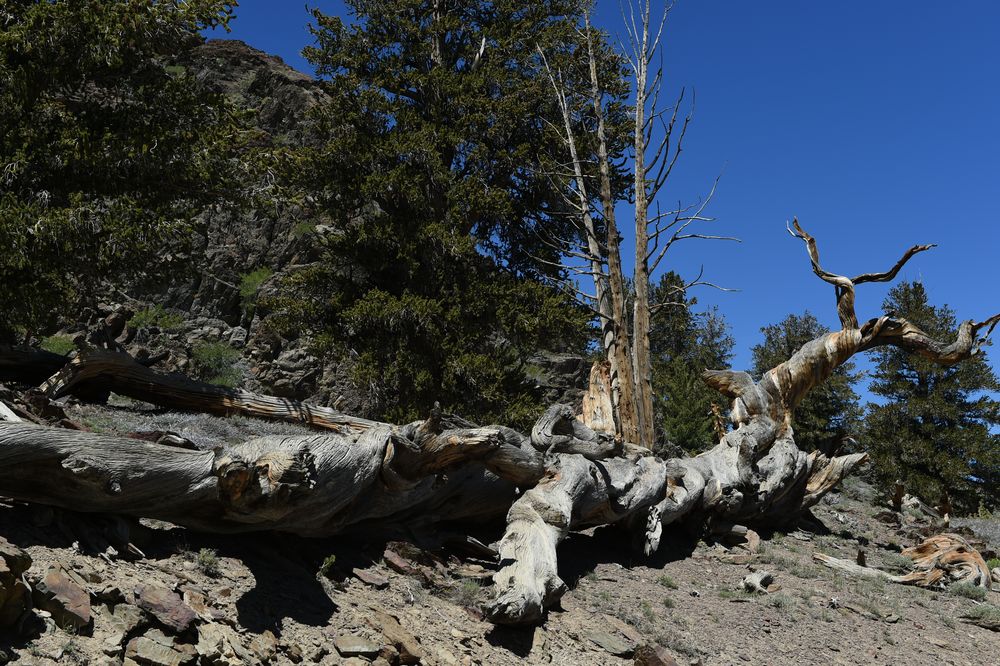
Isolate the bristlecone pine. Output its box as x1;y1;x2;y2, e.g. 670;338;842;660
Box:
0;222;996;625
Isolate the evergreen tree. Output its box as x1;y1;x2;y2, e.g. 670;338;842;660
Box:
751;312;861;453
649;272;734;454
0;0;242;340
865;282;1000;512
264;1;627;426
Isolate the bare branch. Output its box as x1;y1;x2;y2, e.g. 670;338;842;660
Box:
851;243;937;284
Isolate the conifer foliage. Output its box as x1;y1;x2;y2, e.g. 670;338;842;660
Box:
264;1;625;425
865;282;1000;512
0;0;242;339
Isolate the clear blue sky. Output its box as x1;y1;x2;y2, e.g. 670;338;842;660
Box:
209;1;1000;400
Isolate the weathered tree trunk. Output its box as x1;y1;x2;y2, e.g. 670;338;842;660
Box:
0;224;994;627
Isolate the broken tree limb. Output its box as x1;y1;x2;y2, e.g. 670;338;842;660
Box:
0;345;69;385
814;534;991;589
39;349;383;433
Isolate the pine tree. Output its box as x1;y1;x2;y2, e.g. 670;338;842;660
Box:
0;0;242;340
751;312;861;453
649;272;734;454
263;1;622;425
865;282;1000;512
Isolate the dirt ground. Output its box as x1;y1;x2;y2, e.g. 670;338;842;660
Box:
1;401;999;665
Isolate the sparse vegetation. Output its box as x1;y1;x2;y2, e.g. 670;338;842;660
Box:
656;574;678;589
452;579;482;608
40;334;75;356
130;305;185;331
319;554;337;579
881;551;915;572
962;604;1000;624
196;548;220;577
239;267;274;315
191;341;243;387
948;581;988;601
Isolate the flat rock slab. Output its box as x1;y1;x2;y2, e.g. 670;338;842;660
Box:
126;628;197;666
135;584;197;633
33;564;91;630
353;568;389;589
586;630;635;657
334;634;380;657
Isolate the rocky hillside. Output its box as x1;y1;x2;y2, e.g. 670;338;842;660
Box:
1;399;999;665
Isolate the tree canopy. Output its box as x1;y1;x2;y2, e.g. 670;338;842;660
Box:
262;0;630;426
865;282;1000;512
649;272;734;454
0;0;243;341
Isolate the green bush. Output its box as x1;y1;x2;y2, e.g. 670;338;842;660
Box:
40;334;75;356
196;548;220;577
131;305;184;331
239;267;273;315
319;554;337;579
191;342;242;387
948;581;988;601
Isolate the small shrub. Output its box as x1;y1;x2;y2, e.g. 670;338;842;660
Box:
662;596;675;609
191;341;242;387
656;574;678;589
641;600;655;621
131;304;184;331
319;554;337;579
881;552;915;573
239;267;273;315
196;548;220;577
986;557;1000;570
40;334;75;355
963;604;1000;624
766;593;796;610
452;579;482;608
948;582;988;601
718;588;754;601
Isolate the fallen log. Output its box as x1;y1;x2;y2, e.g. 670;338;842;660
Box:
814;533;991;589
39;348;382;433
0;222;994;628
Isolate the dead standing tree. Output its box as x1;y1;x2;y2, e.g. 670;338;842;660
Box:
539;2;736;448
0;222;995;625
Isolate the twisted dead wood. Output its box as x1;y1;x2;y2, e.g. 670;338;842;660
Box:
0;223;994;626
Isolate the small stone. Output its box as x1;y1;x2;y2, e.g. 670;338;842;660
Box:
353;568;390;589
368;610;424;664
634;644;680;666
181;590;213;622
249;630;278;662
334;634;379;658
196;623;252;665
0;539;31;627
229;327;248;347
32;564;91;631
103;602;149;646
135;584;197;633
